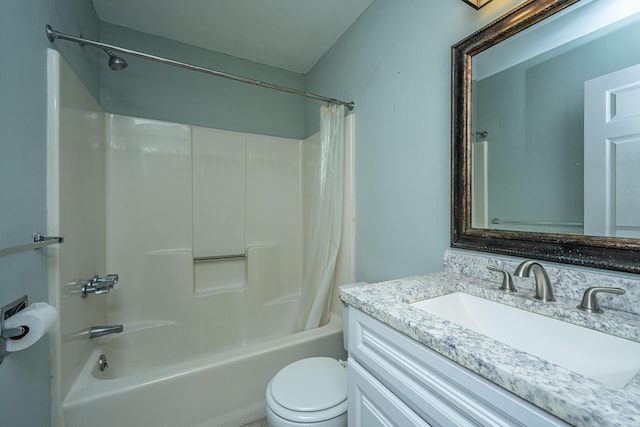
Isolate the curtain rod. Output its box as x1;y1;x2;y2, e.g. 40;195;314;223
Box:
45;25;354;111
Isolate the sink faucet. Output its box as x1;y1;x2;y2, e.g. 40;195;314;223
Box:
89;325;123;339
514;260;555;302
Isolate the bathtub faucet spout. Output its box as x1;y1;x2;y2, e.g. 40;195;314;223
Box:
89;324;123;339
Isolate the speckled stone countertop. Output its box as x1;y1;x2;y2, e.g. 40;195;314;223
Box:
339;251;640;426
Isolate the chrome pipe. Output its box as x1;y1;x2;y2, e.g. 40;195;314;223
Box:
45;25;355;110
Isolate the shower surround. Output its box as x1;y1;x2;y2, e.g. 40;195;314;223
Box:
105;115;307;336
47;49;354;427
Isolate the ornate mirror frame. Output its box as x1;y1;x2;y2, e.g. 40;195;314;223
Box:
451;0;640;273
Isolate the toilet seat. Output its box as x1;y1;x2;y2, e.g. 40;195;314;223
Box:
267;357;347;423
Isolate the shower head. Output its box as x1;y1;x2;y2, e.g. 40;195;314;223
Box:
104;50;127;71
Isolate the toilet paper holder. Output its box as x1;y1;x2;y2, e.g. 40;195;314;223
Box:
0;295;29;365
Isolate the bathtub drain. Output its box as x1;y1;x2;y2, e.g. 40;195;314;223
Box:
98;354;108;372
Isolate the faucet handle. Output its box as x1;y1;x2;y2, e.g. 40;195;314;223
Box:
82;274;120;298
577;287;625;314
487;266;517;292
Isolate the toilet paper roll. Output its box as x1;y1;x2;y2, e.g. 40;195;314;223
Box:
3;302;58;352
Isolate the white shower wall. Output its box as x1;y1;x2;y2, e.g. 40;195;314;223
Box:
104;114;318;344
47;50;106;424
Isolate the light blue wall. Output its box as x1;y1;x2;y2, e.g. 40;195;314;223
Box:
0;1;99;426
306;0;522;282
100;23;307;139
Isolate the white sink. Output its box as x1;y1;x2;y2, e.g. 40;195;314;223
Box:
411;292;640;388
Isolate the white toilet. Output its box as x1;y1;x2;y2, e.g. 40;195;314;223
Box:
265;285;368;426
266;282;367;427
265;357;348;427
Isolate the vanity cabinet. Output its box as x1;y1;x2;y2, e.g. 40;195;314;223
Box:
347;308;569;427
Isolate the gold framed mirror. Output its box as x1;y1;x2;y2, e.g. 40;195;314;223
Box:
451;0;640;273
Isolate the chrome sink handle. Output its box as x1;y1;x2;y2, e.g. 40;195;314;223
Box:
514;260;555;302
577;287;625;314
487;266;517;292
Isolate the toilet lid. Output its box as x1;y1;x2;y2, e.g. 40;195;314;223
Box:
271;357;347;412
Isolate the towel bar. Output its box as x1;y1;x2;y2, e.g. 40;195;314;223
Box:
0;233;64;258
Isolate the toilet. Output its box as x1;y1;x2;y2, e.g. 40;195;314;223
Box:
265;357;348;427
266;284;367;426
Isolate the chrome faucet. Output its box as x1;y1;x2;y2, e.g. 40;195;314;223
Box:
89;324;123;339
514;260;555;302
82;274;119;298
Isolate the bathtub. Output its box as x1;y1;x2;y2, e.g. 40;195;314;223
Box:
61;314;346;427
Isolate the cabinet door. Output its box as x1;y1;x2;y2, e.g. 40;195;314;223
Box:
349;358;430;427
348;308;569;427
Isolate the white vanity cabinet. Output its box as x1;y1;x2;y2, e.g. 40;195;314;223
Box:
347;308;569;427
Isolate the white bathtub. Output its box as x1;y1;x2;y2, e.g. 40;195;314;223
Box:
61;314;346;427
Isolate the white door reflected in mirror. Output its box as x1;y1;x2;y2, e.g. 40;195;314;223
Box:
584;63;640;238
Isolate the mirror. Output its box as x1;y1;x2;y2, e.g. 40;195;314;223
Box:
451;0;640;273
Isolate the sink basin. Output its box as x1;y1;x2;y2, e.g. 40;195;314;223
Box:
411;292;640;388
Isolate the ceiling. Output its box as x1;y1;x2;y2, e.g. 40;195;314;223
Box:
92;0;375;74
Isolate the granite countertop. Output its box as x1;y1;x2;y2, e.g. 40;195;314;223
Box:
339;272;640;426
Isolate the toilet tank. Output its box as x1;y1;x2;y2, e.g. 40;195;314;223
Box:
340;282;368;350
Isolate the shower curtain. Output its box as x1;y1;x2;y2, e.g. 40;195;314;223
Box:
295;104;346;331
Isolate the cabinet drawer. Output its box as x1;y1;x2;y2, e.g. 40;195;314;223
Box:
348;308;568;427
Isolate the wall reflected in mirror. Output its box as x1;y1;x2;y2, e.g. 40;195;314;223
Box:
470;0;640;238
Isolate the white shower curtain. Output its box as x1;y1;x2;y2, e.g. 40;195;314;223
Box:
295;103;345;331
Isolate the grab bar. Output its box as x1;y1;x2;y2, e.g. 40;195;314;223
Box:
0;233;64;258
193;254;246;263
491;218;582;227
